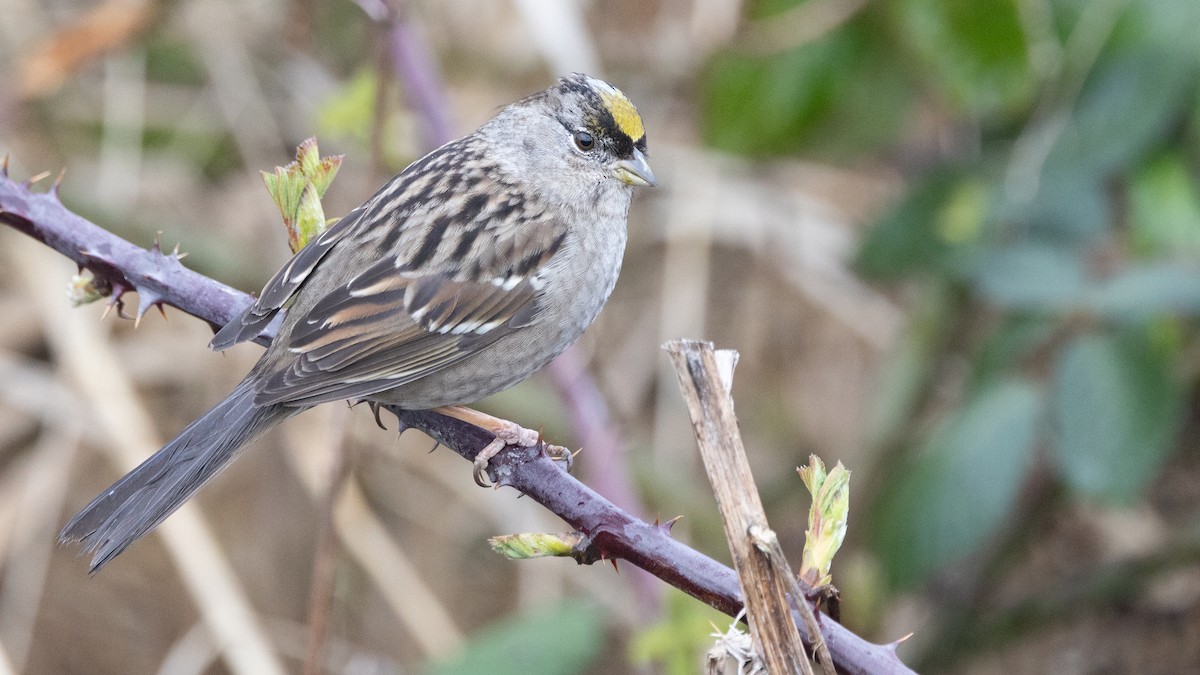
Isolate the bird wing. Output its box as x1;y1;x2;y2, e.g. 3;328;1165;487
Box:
253;266;535;405
210;133;571;406
209;136;467;351
253;204;569;407
209;204;365;350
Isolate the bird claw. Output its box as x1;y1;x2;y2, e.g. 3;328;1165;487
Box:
473;438;506;488
472;424;572;487
544;443;573;473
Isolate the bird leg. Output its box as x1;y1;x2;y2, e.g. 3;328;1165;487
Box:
432;405;569;487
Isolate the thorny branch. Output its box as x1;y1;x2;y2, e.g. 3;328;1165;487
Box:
0;164;913;675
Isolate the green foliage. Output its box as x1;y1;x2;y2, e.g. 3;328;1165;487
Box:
260;137;343;252
872;379;1041;590
316;68;379;148
629;589;731;675
798;456;852;587
1051;330;1183;502
892;0;1034;120
857;173;976;280
1130;153;1200;256
425;602;605;675
704;0;1200;593
703;10;911;157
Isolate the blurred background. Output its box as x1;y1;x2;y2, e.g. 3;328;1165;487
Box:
2;0;1199;673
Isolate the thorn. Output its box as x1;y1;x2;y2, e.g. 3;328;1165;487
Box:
571;447;583;460
610;559;620;574
100;284;127;321
427;441;440;454
157;303;168;320
886;634;913;653
657;515;683;534
25;170;51;187
151;232;162;254
136;291;163;327
51;167;66;196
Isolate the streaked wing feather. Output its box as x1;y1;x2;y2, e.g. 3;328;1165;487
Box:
209;205;366;351
253;260;544;406
237;135;568;407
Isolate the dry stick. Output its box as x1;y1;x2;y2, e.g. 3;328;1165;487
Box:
0;169;913;675
752;527;837;675
665;340;811;674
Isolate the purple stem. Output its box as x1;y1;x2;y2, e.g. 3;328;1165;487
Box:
386;8;454;152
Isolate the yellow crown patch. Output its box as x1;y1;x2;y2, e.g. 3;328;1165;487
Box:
599;89;645;141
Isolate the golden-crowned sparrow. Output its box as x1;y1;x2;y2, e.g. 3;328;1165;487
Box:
61;73;654;571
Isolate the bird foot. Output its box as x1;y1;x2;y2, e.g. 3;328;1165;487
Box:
472;422;569;487
430;405;569;488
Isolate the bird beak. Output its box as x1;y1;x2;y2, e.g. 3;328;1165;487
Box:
612;148;656;187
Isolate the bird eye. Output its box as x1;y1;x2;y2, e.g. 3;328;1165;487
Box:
573;130;595;152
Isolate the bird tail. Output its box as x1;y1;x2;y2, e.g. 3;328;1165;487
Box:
60;377;296;572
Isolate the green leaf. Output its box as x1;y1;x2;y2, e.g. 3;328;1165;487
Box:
702;18;910;157
971;316;1058;388
425;602;604;675
1008;49;1195;242
316;68;380;146
293;183;327;250
968;245;1200;318
260;167;305;228
488;532;583;559
872;379;1042;590
857;173;971;280
1050;332;1183;502
997;167;1111;242
1092;264;1200;319
1129;153;1200;256
630;589;730;675
893;0;1034;120
798;456;852;588
1044;52;1192;178
259;138;343;251
967;244;1087;311
1113;0;1200;64
865;283;956;446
